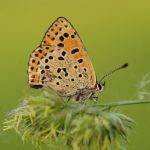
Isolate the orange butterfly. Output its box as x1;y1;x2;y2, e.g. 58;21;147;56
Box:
28;17;128;101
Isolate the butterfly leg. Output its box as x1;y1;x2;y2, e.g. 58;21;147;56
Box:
67;97;72;103
75;90;93;101
92;96;98;102
90;93;98;101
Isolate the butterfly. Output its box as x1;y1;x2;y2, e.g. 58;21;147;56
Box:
28;17;127;101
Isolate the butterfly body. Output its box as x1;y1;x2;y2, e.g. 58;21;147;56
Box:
28;17;104;101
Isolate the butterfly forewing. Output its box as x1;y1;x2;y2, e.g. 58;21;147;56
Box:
28;17;97;97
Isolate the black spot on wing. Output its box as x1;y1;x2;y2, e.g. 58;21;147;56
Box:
71;48;79;54
57;68;61;73
58;56;64;60
62;51;66;56
41;70;45;74
49;56;53;59
71;35;75;38
45;59;48;63
45;65;50;69
57;43;64;47
78;59;83;63
79;74;82;78
59;36;64;41
64;33;69;38
30;85;43;89
56;82;60;85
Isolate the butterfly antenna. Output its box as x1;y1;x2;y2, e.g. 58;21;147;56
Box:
99;63;128;82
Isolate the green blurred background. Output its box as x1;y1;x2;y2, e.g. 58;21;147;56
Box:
0;0;150;149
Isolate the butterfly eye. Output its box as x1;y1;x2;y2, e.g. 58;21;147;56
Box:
97;83;104;92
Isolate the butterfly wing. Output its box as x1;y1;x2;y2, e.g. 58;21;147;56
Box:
28;17;96;96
